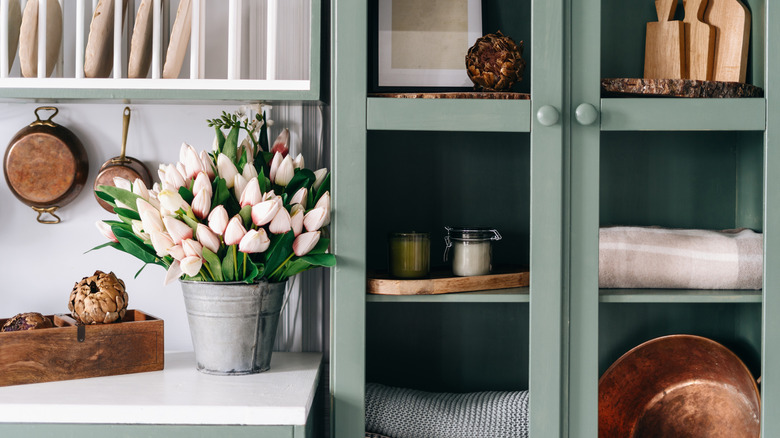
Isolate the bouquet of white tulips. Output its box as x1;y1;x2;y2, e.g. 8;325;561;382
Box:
93;109;335;285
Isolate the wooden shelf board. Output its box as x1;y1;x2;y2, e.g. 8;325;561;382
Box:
601;78;763;98
367;287;529;303
369;92;530;99
599;289;762;303
368;268;529;295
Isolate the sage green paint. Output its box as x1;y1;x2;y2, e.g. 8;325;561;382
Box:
599;289;762;304
367;98;531;132
366;288;529;303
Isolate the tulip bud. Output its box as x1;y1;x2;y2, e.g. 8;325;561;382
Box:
293;231;320;256
150;231;175;257
137;198;164;234
269;152;283;182
290;187;307;208
200;150;216;179
303;207;327;232
240;137;253;159
183;143;204;179
293;153;305;170
269;206;292;234
208;205;229;236
163;216;194;245
131;220;149;240
290;204;304;236
168;244;186;261
196;224;221;254
179;142;189;164
96;221;118;243
271;128;289;157
192;172;212;198
275;155;295;187
224;216;247;246
312;168;328;191
132;178;150;200
217;154;239;188
192;190;212;220
229;174;244;200
176;162;187;183
251;198;281;227
263;190;277;202
180;256;203;277
165;164;186;189
315;191;331;226
242;161;258;180
238;229;271;254
239;177;262;207
164;260;183;285
212;135;220;152
158;189;189;214
182;239;203;258
113;176;132;191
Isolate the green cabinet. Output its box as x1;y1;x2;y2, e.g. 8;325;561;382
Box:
331;0;777;437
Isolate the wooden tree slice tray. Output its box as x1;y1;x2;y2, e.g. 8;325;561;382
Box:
0;309;163;386
369;92;530;100
368;268;529;296
601;78;763;98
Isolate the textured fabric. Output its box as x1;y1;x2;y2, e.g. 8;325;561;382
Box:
599;227;763;289
365;383;529;438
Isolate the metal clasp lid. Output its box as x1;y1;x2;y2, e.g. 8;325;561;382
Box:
443;226;502;261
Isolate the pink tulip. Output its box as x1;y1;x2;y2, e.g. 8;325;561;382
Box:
269;206;292;234
164;260;183;285
150;231;175;257
163;216;193;245
303;207;327;232
315;191;331;226
290;204;304;236
262;190;276;201
180;256;203;277
112;176;132;191
200;150;216;179
238;229;271;254
242;161;258;180
208;205;229;235
196;224;221;254
158;189;189;214
233;174;248;200
132;178;150;200
168;244;186;261
290;187;307;208
217;154;239;188
293;153;304;169
176;162;188;183
293;231;320;256
131;220;149;240
137;199;164;234
270;128;289;157
165;164;186;189
239;177;262;207
192;190;212;220
251;199;281;227
96;221;118;243
192;172;212;197
182;143;204;179
269;152;283;182
182;239;203;258
224;216;247;246
274;155;295;186
312;168;328;191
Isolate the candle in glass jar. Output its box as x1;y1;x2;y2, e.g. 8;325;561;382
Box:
444;227;502;277
388;232;430;278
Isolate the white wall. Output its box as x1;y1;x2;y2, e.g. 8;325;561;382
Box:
0;102;263;352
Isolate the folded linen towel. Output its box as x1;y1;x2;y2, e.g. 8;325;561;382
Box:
599;227;762;289
365;383;529;438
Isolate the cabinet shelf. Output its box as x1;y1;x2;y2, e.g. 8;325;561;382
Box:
367;97;531;132
600;98;766;131
366;287;529;303
599;289;762;304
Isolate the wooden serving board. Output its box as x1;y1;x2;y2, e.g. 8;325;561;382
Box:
644;0;686;79
0;309;163;387
704;0;750;83
368;268;529;296
682;0;715;80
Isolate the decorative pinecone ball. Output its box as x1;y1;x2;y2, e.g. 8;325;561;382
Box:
68;271;128;324
1;312;54;332
465;31;526;91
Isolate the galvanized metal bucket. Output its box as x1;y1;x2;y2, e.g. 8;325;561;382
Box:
180;280;286;375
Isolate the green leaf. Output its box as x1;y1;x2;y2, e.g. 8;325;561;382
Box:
211;178;230;210
97;185;143;212
224;125;239;163
285;168;316;196
222;245;236;281
178;186;194;205
135;263;150;278
214;125;226;153
202;247;224;282
300;253;337;267
241;259;260;283
112;226;159;265
114;207;141;221
307;237;330;255
257;167;268;193
314;173;330;204
95;190;117;207
258;111;269;152
279;258;311;279
179;212;200;233
261;232;294;279
86;241;123;253
239;205;252;228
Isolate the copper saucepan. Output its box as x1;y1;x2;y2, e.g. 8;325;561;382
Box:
94;107;153;212
4;107;89;224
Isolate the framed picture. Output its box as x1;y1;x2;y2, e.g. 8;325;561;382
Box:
377;0;482;88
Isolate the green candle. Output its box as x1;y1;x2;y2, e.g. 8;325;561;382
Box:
388;232;430;279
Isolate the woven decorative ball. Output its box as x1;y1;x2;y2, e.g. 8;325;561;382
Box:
68;270;128;324
1;312;54;332
465;31;526;92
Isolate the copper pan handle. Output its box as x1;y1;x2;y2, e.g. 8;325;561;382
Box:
32;206;61;224
120;107;131;161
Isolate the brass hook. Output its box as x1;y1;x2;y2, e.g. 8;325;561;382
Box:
32;206;61;224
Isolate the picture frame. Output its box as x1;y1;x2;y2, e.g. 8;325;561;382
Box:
377;0;482;88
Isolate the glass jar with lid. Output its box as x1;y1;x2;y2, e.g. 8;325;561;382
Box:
443;227;502;277
388;232;431;278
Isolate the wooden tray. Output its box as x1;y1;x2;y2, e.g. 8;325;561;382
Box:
368;268;529;296
601;78;763;98
0;309;164;387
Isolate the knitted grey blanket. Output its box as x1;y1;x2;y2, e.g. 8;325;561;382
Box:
365;383;529;438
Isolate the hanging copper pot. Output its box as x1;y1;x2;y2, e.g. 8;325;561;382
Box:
93;107;153;212
4;107;89;224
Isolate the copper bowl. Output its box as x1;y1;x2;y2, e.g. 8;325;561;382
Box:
599;335;760;438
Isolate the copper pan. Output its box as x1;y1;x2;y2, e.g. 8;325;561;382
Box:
94;107;152;212
599;334;760;437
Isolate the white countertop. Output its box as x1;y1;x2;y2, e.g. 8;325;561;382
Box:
0;352;321;426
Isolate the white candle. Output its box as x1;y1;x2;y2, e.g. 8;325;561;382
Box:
452;241;492;277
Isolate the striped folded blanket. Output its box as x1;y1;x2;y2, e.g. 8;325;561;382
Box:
599;227;762;289
365;383;529;438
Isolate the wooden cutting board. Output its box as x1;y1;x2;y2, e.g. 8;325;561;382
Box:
644;0;686;79
682;0;715;80
367;268;529;295
703;0;750;83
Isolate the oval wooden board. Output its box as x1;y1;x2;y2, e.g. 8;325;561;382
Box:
368;268;529;295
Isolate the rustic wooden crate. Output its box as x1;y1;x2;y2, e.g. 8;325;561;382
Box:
0;309;164;386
